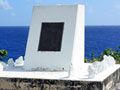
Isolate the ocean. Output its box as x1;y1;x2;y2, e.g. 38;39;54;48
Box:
0;26;120;62
85;26;120;59
0;26;28;62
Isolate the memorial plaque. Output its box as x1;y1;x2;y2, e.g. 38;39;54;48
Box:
38;22;64;51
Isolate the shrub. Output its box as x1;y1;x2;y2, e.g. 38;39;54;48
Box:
0;50;8;60
85;47;120;64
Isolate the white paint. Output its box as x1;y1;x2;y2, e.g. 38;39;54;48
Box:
24;5;85;72
0;64;119;82
8;58;14;67
14;56;24;66
0;62;7;69
0;63;3;71
103;55;116;66
88;55;116;78
88;64;97;78
69;5;85;78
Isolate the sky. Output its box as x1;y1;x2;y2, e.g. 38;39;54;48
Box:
0;0;120;26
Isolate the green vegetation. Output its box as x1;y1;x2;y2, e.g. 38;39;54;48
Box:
0;50;8;61
85;46;120;64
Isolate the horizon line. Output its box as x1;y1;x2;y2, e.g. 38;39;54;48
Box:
0;25;120;27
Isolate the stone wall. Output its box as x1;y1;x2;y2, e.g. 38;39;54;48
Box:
0;78;102;90
103;68;120;90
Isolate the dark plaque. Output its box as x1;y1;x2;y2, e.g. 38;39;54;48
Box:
38;22;64;51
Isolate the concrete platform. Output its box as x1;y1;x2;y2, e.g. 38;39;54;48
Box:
0;64;119;90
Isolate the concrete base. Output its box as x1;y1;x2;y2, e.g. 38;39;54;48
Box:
0;66;120;90
0;78;102;90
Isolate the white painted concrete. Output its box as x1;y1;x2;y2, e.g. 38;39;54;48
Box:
14;56;24;66
0;64;119;82
24;5;85;72
70;5;85;78
88;55;116;78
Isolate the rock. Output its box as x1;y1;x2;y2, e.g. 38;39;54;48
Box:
0;63;3;71
8;58;14;67
99;55;116;71
14;56;24;66
101;60;108;72
88;65;96;78
92;61;102;73
107;56;116;66
88;61;103;78
115;83;120;90
88;55;116;78
0;62;7;69
101;55;116;71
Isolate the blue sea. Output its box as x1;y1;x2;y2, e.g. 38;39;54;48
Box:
0;26;120;62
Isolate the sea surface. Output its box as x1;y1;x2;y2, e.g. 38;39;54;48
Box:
0;26;120;62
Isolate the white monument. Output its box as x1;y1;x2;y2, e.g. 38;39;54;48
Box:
24;5;85;74
0;5;119;90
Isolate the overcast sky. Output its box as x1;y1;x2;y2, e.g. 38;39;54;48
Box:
0;0;120;26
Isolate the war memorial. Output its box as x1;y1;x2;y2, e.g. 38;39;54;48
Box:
0;5;119;90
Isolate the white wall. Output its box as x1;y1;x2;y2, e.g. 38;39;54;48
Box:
24;5;85;71
70;5;85;78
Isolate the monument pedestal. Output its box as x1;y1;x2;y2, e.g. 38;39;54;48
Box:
0;64;119;90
